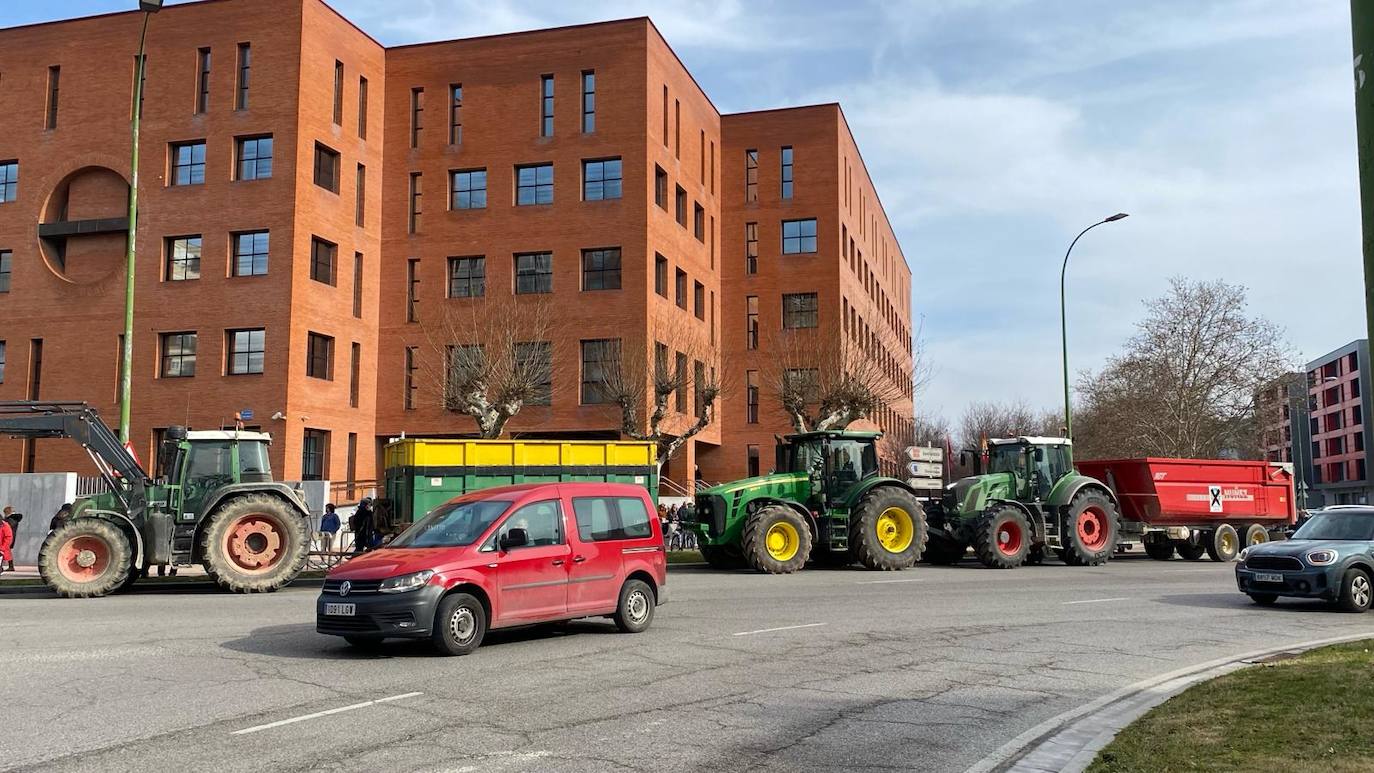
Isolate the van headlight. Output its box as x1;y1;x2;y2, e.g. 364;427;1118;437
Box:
1305;550;1337;566
379;569;435;593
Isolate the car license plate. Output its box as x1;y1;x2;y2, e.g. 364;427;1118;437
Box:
1254;573;1284;584
325;603;356;616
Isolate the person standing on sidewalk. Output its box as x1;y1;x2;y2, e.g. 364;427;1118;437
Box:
49;503;72;533
3;512;20;571
0;514;12;575
320;503;341;553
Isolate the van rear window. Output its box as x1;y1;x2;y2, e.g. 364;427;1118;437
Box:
573;496;653;542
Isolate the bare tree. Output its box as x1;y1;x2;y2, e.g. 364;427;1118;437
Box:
956;400;1060;450
763;324;906;433
912;412;952;448
416;295;564;438
1074;278;1295;460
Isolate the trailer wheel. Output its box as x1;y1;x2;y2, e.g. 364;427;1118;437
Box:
1145;542;1175;561
741;505;812;574
39;519;133;598
1205;524;1240;562
972;505;1031;569
1176;541;1207;561
921;534;966;565
699;543;744;570
1242;524;1270;548
850;489;927;571
200;494;308;593
1060;489;1120;567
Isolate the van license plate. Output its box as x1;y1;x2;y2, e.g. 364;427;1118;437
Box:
1254;573;1283;584
325;603;356;616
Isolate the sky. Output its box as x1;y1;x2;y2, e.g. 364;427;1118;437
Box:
11;1;1367;426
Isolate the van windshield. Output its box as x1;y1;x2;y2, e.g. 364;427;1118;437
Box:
391;499;512;548
1292;511;1374;542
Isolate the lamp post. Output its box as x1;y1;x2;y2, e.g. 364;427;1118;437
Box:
1060;213;1128;439
120;0;163;444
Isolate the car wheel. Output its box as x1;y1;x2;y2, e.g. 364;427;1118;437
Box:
613;578;655;633
431;593;487;655
1247;593;1278;606
1338;568;1373;613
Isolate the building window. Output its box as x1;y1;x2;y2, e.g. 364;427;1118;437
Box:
232;230;269;276
746;295;759;349
310;237;337;285
747;445;760;477
450;169;486;210
745;149;758;202
349;343;361;408
675;186;687;226
783;293;819;328
408;172;422;233
693;203;705;241
581;71;595;132
674;99;681;158
355;164;366;225
439;83;461;144
540;74;554;136
675;352;688;412
516;341;553;405
307;332;334;380
352;252;363;318
516;163;554;205
581;339;620;404
409;87;424;147
655;254;668;297
404;346;418;410
313;142;340;193
782;218;818;254
171;141;206;186
194;50;210;114
655;166;668;210
448;256;485;298
746;370;759;423
780;145;793;198
165;236;201;281
675;268;687;309
358;76;368;139
0;251;10;292
785;368;820;402
302;429;328;481
406;259;420;323
227;329;265;375
693;281;705;320
332;60;344;125
582;248;621;291
235;135;272;180
0;341;5;383
235;43;251;110
745;222;758;274
160;332;197;378
46;65;61;128
515;252;553;294
583;158;622;200
0;162;16;203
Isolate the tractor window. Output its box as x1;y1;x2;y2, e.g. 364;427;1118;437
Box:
187;441;234;480
987;444;1025;474
828;440;876;482
785;441;825;475
238;441;271;477
1044;446;1071;484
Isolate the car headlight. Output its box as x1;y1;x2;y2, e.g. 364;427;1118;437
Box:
1238;547;1250;562
1305;550;1337;566
378;569;435;593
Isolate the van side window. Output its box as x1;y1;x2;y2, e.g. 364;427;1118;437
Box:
500;500;564;547
573;496;653;542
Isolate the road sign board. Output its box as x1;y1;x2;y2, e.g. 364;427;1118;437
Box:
907;461;942;478
906;446;944;463
240;409;254;420
907;477;944;490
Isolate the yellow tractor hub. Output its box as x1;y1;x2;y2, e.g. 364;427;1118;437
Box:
765;521;801;562
876;507;914;553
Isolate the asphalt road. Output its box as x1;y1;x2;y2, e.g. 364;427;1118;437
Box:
2;556;1371;773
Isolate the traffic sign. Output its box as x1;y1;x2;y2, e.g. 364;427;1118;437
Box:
240;409;254;420
906;477;944;490
907;461;942;478
906;446;943;463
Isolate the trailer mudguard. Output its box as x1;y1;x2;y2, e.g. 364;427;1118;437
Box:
1046;473;1117;509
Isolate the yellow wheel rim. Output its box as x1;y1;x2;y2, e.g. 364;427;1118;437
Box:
1249;529;1268;546
876;507;915;553
765;521;801;562
1220;531;1236;555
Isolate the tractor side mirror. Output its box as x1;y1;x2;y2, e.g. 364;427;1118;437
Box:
499;528;528;552
1033;448;1045;462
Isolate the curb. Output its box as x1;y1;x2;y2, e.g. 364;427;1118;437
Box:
965;631;1374;773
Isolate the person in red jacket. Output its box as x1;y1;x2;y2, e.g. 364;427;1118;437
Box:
0;516;12;575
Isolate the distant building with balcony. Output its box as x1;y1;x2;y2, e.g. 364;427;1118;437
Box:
1305;340;1373;506
1258;371;1312;497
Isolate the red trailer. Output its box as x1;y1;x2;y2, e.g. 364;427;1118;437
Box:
1077;458;1296;562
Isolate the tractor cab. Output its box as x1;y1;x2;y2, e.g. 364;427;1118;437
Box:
157;427;275;521
777;430;881;505
985;437;1073;501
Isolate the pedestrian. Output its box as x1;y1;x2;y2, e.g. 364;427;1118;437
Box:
350;498;374;554
3;512;20;571
49;503;72;533
320;503;341;553
0;515;11;576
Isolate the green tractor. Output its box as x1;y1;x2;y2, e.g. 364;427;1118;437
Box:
923;436;1120;569
691;430;928;573
0;401;313;597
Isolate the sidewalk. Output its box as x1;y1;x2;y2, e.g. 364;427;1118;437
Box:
0;564;210;583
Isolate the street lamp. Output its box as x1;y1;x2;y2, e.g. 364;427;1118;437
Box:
120;0;163;444
1060;212;1128;439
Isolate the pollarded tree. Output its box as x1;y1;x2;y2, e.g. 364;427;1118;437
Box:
764;323;908;433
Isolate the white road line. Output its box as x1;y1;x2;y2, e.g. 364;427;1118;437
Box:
732;623;827;637
231;692;424;735
856;578;922;585
1061;597;1131;606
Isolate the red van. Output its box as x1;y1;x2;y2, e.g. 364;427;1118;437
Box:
316;482;667;655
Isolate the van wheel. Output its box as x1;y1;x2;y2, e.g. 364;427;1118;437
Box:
432;593;487;655
1338;568;1372;613
614;579;655;633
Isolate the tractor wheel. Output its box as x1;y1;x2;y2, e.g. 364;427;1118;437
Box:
921;534;966;565
38;519;133;598
1176;541;1207;561
972;505;1031;569
699;543;744;570
1059;489;1120;567
199;494;308;593
1205;525;1240;562
1241;524;1270;549
850;489;927;571
116;564;146;593
741;505;812;574
1145;541;1175;561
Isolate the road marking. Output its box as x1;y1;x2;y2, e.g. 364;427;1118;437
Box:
856;578;922;585
1061;597;1131;605
733;623;826;636
231;692;423;735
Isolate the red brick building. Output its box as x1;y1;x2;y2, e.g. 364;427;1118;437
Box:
0;0;912;491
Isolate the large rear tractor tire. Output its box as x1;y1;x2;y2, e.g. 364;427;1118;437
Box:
851;489;927;571
972;505;1031;569
699;543;745;570
1145;541;1175;561
1059;489;1120;567
1205;524;1240;563
921;534;966;565
199;494;308;593
39;519;133;598
742;505;812;574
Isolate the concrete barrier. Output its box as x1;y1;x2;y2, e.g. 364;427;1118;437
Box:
0;473;78;565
